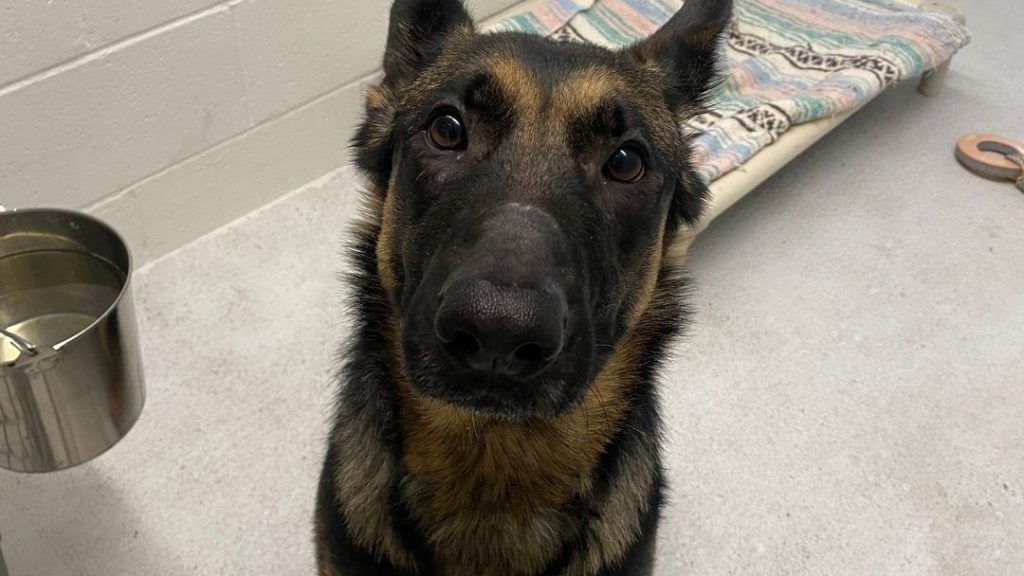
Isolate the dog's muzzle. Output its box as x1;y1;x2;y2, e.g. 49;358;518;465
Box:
433;203;571;379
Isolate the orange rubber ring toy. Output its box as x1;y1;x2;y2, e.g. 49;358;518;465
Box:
955;133;1024;182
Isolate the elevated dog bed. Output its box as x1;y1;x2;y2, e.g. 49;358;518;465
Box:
484;0;970;235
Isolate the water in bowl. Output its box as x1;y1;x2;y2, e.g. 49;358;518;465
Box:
0;251;124;364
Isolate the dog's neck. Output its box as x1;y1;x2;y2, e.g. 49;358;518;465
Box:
396;323;643;505
393;328;656;575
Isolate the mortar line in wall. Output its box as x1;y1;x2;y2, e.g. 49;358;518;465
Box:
0;0;244;97
85;68;382;214
228;4;257;127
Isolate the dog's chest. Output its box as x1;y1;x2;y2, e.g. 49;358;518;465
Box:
402;472;584;576
392;377;639;575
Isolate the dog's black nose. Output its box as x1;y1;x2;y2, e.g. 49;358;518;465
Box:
435;279;566;377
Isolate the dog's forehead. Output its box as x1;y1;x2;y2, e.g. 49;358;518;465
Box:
430;34;644;120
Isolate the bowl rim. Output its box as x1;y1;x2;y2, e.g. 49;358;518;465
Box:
0;207;134;364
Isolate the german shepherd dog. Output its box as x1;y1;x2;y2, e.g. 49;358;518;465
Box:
316;0;731;574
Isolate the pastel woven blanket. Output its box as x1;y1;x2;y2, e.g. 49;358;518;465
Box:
487;0;971;183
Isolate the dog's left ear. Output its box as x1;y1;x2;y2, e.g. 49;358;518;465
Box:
629;0;732;112
382;0;474;89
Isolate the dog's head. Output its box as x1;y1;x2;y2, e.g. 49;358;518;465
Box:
355;0;731;418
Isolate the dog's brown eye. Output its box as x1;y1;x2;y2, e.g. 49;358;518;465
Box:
605;146;646;183
428;113;466;150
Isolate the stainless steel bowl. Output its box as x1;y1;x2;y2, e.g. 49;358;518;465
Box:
0;208;144;473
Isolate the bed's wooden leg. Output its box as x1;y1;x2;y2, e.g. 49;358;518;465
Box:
916;0;966;97
918;59;953;97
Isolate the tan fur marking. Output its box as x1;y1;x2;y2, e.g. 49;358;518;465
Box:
663;228;696;270
360;84;398;151
489;55;543;119
625;224;667;331
365;84;389;110
351;191;384;238
375;167;403;295
551;66;627;120
333;416;417;571
404;468;572;576
572;442;658;574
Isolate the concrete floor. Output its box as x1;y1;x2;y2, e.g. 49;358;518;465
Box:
2;0;1022;573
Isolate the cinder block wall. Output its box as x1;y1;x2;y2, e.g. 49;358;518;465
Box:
0;0;518;265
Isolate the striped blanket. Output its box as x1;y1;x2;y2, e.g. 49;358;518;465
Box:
487;0;970;183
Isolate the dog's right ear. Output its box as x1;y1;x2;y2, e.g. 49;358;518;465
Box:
382;0;474;89
354;0;471;192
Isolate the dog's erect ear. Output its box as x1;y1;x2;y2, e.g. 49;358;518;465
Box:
629;0;732;112
382;0;474;88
